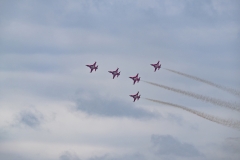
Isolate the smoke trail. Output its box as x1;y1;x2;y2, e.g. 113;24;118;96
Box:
143;81;240;112
145;98;240;129
163;68;240;97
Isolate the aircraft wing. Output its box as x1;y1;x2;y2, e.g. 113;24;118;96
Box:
132;97;137;102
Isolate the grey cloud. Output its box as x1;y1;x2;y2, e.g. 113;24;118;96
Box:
202;138;240;160
88;153;145;160
7;0;237;27
74;90;157;119
151;134;203;158
88;154;108;160
166;113;184;126
0;0;239;55
18;109;43;128
59;151;81;160
166;113;199;130
0;152;31;160
221;137;240;156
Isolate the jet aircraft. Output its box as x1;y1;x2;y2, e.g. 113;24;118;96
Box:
129;73;140;85
151;61;161;72
129;91;141;102
108;68;120;79
86;62;98;73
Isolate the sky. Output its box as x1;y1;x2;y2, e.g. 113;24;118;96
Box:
0;0;240;160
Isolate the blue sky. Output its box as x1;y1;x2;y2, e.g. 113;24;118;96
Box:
0;0;240;160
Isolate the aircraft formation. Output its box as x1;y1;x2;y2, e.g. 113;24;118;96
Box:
86;61;161;102
86;61;240;129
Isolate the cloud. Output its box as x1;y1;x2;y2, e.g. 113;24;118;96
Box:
151;134;203;158
201;138;240;160
16;109;44;128
74;90;157;119
0;0;239;55
59;152;145;160
166;113;184;126
87;153;145;160
221;137;240;157
59;151;81;160
0;152;30;160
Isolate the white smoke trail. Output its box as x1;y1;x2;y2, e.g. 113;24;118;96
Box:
145;98;240;129
143;81;240;112
163;68;240;97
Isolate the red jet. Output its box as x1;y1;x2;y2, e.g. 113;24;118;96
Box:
129;91;141;102
151;61;161;72
108;68;120;79
129;73;140;85
86;62;98;73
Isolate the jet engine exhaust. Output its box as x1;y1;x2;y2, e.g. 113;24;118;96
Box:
143;80;240;112
145;98;240;129
163;68;240;97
